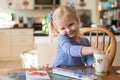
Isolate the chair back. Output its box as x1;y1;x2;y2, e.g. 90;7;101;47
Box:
80;27;117;66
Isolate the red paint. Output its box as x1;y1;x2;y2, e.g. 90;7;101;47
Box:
29;71;47;76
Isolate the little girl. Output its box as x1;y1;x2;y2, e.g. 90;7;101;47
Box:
47;2;102;68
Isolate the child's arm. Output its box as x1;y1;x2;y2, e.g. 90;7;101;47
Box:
81;46;103;56
58;35;103;57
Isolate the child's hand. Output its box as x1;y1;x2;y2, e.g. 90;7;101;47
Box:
94;48;105;54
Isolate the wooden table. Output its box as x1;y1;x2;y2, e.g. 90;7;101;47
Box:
0;66;120;80
62;66;120;80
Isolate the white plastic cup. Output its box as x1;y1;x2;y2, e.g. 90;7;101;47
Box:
93;53;108;75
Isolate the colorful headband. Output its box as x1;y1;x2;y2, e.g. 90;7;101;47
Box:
47;11;54;22
68;2;75;8
47;2;75;22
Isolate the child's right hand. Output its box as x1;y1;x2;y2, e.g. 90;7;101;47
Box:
94;48;105;54
81;47;104;56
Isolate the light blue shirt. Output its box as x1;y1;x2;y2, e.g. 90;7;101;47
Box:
52;35;94;68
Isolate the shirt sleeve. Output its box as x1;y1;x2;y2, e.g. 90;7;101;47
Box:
85;55;94;66
58;35;83;57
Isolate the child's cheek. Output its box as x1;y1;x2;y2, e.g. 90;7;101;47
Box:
60;31;66;35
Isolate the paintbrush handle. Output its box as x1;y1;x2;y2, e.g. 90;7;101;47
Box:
105;44;111;55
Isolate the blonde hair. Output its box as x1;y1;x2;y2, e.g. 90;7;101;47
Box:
47;5;79;41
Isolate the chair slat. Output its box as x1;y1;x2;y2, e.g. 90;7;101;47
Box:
94;31;98;48
105;37;111;51
100;32;105;51
89;31;92;44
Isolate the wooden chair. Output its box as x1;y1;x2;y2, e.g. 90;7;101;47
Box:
80;27;117;66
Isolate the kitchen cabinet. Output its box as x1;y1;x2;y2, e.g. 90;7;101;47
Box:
0;0;7;9
0;0;34;9
0;30;11;57
0;29;34;60
11;29;34;60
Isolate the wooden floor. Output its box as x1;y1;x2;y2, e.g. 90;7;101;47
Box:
0;61;23;69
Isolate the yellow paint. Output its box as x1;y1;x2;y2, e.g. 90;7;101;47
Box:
105;44;112;55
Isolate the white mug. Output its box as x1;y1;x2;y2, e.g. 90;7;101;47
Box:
93;53;108;75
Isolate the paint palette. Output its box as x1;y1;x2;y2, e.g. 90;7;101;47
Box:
26;70;50;80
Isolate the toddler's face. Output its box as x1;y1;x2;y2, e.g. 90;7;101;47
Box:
54;16;79;38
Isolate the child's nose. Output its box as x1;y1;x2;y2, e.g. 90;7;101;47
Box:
66;28;71;33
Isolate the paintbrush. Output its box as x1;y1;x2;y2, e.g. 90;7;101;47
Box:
105;43;111;55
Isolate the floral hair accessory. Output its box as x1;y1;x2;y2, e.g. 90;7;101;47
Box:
68;2;75;8
47;11;54;22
